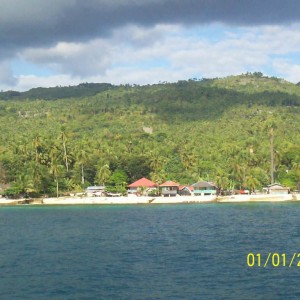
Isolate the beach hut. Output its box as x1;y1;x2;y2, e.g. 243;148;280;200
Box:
266;183;290;194
160;180;180;197
85;186;106;196
191;181;218;196
127;177;157;195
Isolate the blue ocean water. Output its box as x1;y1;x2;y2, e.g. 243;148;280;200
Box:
1;203;300;299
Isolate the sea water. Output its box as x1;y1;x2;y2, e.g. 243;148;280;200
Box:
1;203;300;299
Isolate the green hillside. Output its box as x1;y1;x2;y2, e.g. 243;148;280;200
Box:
0;83;115;100
1;73;299;197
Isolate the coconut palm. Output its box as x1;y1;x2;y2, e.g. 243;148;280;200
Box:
74;144;89;185
244;174;260;194
49;158;64;198
96;162;111;185
15;173;35;197
60;126;69;172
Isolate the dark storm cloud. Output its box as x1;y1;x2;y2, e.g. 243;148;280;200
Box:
0;0;299;57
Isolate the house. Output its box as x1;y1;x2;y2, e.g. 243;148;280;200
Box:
85;186;106;197
179;185;193;196
266;183;290;194
160;180;180;197
127;177;157;196
191;181;218;196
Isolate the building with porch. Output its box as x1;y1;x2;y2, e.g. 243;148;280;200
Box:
191;181;218;196
160;180;180;197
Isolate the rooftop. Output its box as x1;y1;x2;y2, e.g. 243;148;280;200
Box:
160;180;180;187
192;181;217;188
128;177;157;188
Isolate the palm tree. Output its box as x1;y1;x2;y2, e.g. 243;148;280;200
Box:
214;169;229;192
75;145;89;185
49;157;64;198
231;162;246;189
63;178;76;192
244;175;260;194
60;126;69;172
150;169;167;185
15;173;35;197
149;151;166;174
96;162;111;185
32;134;43;163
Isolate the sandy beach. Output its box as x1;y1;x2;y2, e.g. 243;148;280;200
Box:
0;195;217;205
42;195;217;205
217;193;300;202
1;193;300;205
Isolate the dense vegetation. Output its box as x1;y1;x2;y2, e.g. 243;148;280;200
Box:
0;83;115;100
0;73;299;197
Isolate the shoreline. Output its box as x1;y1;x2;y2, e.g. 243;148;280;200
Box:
217;193;300;202
42;195;217;205
0;193;300;206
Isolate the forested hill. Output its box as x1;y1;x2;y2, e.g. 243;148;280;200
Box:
0;73;300;197
0;82;115;100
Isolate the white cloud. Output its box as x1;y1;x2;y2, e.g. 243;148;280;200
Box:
272;59;300;83
16;74;81;91
21;39;113;77
4;23;300;91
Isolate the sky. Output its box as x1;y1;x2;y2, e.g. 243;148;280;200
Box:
1;0;300;91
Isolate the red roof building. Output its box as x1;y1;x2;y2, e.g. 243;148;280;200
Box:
128;177;157;195
159;180;180;187
128;177;157;188
159;180;180;197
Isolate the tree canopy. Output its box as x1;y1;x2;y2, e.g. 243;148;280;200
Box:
1;73;299;197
